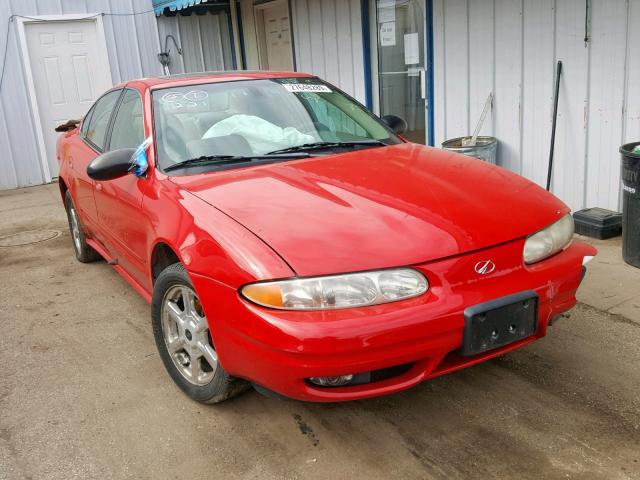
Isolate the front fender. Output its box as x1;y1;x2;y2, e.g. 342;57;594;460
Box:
144;177;294;289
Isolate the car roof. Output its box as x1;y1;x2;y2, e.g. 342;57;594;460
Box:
122;71;316;90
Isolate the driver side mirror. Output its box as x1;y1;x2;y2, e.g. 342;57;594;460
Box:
381;115;408;135
87;148;136;181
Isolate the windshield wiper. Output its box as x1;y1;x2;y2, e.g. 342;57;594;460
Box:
266;140;387;155
164;152;310;172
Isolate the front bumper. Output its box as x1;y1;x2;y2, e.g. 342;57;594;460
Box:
190;239;596;402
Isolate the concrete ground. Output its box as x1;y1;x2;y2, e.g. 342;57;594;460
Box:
1;183;639;480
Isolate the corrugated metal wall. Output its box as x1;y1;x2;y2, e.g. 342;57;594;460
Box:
156;10;234;74
291;0;367;104
0;0;162;190
433;0;640;212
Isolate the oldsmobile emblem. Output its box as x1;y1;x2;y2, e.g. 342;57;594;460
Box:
474;260;496;275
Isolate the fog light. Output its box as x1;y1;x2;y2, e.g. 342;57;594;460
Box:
308;375;354;387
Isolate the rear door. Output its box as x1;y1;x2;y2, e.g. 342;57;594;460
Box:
93;88;150;288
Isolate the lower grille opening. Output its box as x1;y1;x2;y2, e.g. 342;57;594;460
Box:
306;362;414;388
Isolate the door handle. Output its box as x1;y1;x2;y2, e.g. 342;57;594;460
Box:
420;68;426;100
96;183;103;191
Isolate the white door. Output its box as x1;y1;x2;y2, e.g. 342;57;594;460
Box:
24;19;112;177
258;1;293;71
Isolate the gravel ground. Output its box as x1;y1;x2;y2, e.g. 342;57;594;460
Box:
1;184;639;480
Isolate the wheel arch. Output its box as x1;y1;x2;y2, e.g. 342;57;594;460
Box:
150;241;183;285
58;177;69;204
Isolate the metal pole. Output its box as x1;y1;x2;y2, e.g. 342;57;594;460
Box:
546;60;563;191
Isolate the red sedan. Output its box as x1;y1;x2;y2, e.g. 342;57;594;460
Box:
56;72;596;403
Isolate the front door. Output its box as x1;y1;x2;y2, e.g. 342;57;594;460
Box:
256;0;294;71
24;19;112;177
375;0;427;144
92;89;150;289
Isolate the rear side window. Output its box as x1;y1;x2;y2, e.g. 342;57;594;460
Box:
84;89;121;151
80;106;94;137
109;89;145;151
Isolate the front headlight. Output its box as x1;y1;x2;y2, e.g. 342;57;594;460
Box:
523;214;574;264
240;268;428;310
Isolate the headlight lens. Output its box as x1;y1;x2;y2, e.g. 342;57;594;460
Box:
523;214;574;264
241;268;428;310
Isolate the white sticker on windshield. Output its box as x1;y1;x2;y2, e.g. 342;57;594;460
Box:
282;84;332;93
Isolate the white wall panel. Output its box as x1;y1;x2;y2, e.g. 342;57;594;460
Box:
0;1;235;190
433;0;446;147
433;0;639;211
494;0;523;174
521;0;554;187
291;0;366;103
442;0;469;140
552;0;588;211
624;1;640;144
161;11;234;74
0;0;162;190
239;0;260;70
468;0;494;138
585;0;628;209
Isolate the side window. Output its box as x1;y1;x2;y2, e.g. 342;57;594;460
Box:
80;106;94;137
109;89;145;151
84;89;122;151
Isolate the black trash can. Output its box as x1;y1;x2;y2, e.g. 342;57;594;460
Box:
620;141;640;268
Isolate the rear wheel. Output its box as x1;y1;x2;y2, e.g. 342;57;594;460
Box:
64;191;100;263
151;263;248;403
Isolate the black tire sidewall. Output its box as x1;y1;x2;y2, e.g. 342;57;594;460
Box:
64;191;98;263
151;263;235;403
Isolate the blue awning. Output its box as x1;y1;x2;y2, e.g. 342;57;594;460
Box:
153;0;210;16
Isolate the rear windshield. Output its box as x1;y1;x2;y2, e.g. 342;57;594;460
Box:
151;77;400;169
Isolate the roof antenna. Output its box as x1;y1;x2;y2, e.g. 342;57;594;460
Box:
158;34;183;76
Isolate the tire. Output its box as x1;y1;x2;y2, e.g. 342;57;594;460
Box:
151;263;248;404
64;191;100;263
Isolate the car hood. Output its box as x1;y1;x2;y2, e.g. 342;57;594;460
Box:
170;143;568;276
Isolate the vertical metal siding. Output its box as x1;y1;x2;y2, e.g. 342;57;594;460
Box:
627;1;640;150
0;1;44;188
433;0;640;212
468;0;495;139
291;0;366;104
0;0;162;190
493;0;522;174
156;11;233;74
553;0;588;211
521;0;554;187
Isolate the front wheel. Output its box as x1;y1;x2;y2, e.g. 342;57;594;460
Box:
151;263;248;403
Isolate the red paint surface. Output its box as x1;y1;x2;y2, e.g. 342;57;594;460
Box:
57;73;596;402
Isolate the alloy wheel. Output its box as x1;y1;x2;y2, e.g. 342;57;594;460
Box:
161;285;217;386
69;205;82;254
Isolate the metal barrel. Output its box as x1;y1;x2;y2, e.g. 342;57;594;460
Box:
441;136;498;164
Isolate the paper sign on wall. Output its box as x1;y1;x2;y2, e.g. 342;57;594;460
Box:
378;6;395;23
380;22;396;47
404;32;420;64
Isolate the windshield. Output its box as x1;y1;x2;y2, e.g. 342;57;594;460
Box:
152;77;401;170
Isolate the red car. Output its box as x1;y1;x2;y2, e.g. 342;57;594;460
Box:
56;72;596;403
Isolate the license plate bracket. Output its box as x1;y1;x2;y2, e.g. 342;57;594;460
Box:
461;291;538;356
